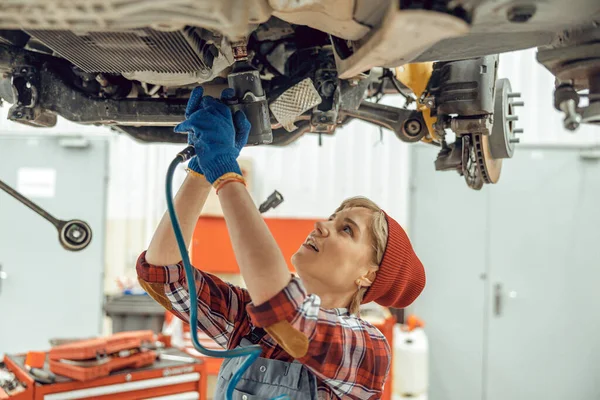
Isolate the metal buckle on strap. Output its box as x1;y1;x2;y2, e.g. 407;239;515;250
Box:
245;327;267;345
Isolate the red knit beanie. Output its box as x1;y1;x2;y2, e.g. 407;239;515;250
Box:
362;212;426;309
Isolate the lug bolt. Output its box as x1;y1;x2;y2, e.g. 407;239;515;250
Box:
559;99;581;131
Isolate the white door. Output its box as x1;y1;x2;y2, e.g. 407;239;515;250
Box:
410;144;600;400
0;134;107;356
486;148;600;400
409;145;490;400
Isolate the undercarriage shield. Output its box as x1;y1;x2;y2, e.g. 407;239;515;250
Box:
269;78;322;132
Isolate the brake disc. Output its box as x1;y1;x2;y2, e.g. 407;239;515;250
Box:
489;78;523;160
472;133;502;184
461;135;484;190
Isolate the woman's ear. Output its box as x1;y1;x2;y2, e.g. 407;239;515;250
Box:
355;268;377;288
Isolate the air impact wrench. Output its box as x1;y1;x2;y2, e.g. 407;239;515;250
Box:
226;42;272;146
178;43;272;163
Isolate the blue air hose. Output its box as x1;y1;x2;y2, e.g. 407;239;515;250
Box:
165;154;289;400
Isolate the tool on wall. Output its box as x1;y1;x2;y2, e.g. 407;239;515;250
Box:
0;177;92;251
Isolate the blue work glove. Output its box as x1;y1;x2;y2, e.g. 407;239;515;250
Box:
174;86;251;184
175;86;250;183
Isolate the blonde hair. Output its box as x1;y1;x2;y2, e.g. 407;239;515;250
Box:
335;197;388;316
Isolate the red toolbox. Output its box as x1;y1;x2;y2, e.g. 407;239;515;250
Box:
1;347;203;400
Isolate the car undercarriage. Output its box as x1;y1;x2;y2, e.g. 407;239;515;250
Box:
0;0;599;190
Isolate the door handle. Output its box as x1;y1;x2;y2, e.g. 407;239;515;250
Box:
494;283;502;317
579;149;600;161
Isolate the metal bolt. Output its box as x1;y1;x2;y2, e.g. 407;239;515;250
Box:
506;115;519;121
321;81;336;97
21;68;27;73
125;374;132;382
404;119;422;136
508;92;521;98
513;128;524;134
66;225;86;243
259;366;267;373
511;101;525;107
559;99;581;131
510;138;520;144
15;111;23;118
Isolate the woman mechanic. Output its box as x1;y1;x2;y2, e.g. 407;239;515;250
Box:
136;87;426;399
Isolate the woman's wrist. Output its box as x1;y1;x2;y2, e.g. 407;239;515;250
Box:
214;173;246;194
185;169;212;188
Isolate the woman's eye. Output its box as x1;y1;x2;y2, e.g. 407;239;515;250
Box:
343;225;353;235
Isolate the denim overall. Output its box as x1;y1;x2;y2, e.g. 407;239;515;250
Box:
214;328;319;400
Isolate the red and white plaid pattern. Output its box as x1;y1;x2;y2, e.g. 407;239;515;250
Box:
137;251;390;399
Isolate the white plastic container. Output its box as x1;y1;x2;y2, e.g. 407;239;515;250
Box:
393;324;429;397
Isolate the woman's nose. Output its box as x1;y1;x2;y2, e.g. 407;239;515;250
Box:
314;220;329;237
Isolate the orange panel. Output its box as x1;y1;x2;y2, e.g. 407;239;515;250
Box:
191;216;317;274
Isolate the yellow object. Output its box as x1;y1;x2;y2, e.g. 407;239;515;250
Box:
212;172;246;194
186;168;205;179
395;63;439;140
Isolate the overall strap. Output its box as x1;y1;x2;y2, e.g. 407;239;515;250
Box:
243;326;267;345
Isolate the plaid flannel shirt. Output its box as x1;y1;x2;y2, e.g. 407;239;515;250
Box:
136;251;390;399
